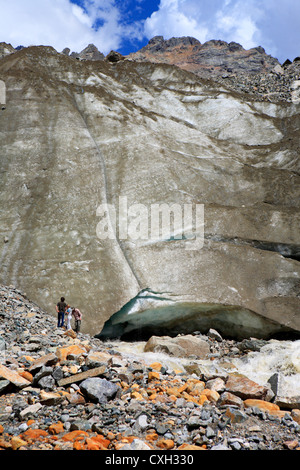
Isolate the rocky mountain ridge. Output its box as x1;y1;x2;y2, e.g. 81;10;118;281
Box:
1;37;300;103
129;36;300;104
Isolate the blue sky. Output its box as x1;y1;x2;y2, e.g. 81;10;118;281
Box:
1;0;299;63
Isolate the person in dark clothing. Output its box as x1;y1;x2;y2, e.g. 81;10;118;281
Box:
72;307;82;333
56;296;67;327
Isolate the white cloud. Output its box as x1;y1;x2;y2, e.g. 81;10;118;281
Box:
71;4;93;27
214;0;260;49
144;0;209;42
0;0;131;54
144;0;261;47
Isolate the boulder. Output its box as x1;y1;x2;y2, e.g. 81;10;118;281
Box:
79;377;119;403
0;364;31;389
106;50;125;63
144;334;210;358
225;374;274;401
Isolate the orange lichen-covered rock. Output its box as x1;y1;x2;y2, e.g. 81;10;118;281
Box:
244;399;280;412
157;439;175;450
0;438;12;449
56;344;87;363
21;429;49;441
62;430;89;442
198;395;209;406
283;440;299;450
131;391;144;400
73;440;86;450
0;364;31;388
148;371;160;381
201;389;220;402
149;362;163;371
48;421;65;435
226;374;269;400
114;442;127;450
86;435;110;450
267;410;291;419
165;383;187;397
146;432;158;442
11;436;28;450
182;391;200;404
177;443;206;450
92;435;110;447
291;409;300;424
186;378;205;392
19;370;33;382
148;392;157;400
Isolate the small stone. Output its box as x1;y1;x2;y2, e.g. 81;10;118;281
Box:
11;436;28;450
56;344;87;363
38;374;56;390
61;430;89;442
206;426;216;438
225;407;248;424
218;391;244;408
119;439;152;450
201;389;220;403
48;421;64;435
134;414;149;432
39;390;64;405
291;409;300;424
283;439;299;450
210;443;230;450
28;353;58;373
0;379;10;392
19;403;43;420
79;377;119;403
177;443;206;450
156;439;175;450
18;423;28;432
208;328;223;342
206;377;225;392
148;371;160;381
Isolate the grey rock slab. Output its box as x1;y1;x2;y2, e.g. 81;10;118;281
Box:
79;377;119;403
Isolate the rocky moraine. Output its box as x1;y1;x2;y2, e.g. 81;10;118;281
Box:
0;285;299;452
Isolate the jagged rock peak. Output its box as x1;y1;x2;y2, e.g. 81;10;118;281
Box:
70;43;105;61
129;35;280;76
0;42;15;59
147;35;201;48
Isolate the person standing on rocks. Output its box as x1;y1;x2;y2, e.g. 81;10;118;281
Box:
56;297;67;328
72;307;82;333
66;304;72;330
